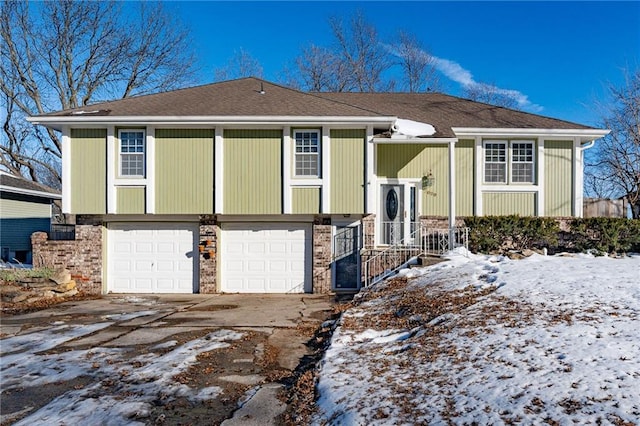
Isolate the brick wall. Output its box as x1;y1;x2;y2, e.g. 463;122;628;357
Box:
198;215;218;294
420;216;466;229
312;222;332;294
362;214;375;249
31;222;103;295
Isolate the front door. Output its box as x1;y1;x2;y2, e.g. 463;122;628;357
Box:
381;184;404;244
380;183;419;245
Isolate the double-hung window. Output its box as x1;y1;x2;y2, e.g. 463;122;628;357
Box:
119;130;145;177
484;140;535;184
511;142;534;183
294;130;320;177
484;142;507;183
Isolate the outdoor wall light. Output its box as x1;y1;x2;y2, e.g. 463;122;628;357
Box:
422;171;435;188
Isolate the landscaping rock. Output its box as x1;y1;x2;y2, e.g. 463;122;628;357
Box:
17;277;49;286
53;280;77;293
50;268;72;285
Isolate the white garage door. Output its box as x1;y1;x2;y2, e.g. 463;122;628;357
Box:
221;223;311;293
108;222;198;293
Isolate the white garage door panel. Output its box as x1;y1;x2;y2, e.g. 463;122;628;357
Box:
108;223;198;293
221;223;311;293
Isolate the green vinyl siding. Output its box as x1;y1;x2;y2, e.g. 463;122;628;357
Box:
155;129;214;214
455;140;474;216
483;192;536;216
0;198;50;219
544;140;574;217
377;143;449;216
330;129;365;213
224;129;282;214
292;187;321;214
117;187;145;214
70;128;106;214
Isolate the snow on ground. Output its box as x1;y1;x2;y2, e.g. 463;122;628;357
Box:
0;311;243;425
315;251;640;425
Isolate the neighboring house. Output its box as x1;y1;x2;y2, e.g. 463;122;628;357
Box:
27;77;609;294
0;171;61;264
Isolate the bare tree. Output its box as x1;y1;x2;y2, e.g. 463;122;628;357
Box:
291;12;444;94
463;82;520;110
0;0;196;186
391;31;441;93
329;11;391;92
213;48;264;82
292;44;349;92
292;11;391;93
586;69;640;218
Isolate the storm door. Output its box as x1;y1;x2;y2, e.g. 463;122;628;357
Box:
333;225;361;290
380;184;419;245
381;184;404;244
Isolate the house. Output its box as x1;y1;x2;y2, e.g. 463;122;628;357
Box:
0;171;61;264
27;77;609;294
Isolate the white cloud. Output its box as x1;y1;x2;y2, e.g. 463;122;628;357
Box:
430;56;475;87
431;56;543;112
384;41;543;112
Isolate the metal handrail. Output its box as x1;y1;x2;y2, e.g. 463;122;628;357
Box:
362;225;469;288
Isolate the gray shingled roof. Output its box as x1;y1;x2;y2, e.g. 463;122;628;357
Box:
40;78;383;118
0;172;60;198
315;92;592;138
34;77;598;136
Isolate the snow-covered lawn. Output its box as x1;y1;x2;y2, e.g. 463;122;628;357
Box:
0;311;243;425
315;252;640;425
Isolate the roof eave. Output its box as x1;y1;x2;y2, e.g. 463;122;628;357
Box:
27;115;397;131
372;137;458;144
0;185;61;199
452;127;610;142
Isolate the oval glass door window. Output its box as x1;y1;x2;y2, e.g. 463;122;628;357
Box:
386;189;398;220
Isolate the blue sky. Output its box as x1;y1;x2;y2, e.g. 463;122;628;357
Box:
165;1;639;127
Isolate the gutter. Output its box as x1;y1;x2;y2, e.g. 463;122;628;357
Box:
0;185;62;199
27;115;398;131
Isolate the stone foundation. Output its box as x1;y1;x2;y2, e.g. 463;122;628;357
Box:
31;221;103;295
420;216;466;229
198;216;218;294
362;214;375;249
312;222;332;294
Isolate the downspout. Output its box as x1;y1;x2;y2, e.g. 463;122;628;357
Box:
575;139;597;218
448;140;457;250
579;139;596;151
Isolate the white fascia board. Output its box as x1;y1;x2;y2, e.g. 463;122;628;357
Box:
216;214;316;223
28;115;396;130
452;127;610;142
0;185;61;199
372;137;458;144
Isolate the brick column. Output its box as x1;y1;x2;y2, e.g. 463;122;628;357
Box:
198;215;218;294
362;214;376;249
312;222;332;294
31;221;103;295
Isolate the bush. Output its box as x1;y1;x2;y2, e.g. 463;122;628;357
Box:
463;216;640;255
464;216;559;254
569;218;640;254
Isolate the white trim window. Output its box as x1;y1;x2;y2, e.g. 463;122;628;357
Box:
119;130;145;177
484;141;507;183
294;130;320;177
484;140;535;184
511;142;534;183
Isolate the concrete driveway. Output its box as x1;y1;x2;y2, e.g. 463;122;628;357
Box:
0;294;336;425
